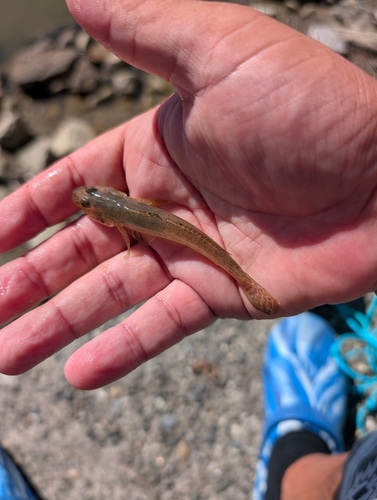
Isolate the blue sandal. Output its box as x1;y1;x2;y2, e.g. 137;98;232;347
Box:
253;312;348;500
0;448;38;500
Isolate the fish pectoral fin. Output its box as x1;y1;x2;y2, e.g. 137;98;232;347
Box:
131;230;155;246
116;223;155;256
115;223;132;258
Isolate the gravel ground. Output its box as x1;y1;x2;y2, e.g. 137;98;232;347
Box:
0;314;272;500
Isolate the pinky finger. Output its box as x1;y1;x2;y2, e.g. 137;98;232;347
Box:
64;280;216;389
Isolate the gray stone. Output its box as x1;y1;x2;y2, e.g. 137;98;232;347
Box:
49;117;95;158
68;57;100;94
75;31;91;53
307;23;348;55
332;26;377;53
86;85;114;108
111;69;141;96
285;0;300;12
0;373;21;390
14;136;51;179
250;1;277;17
0;75;4;102
26;221;67;250
144;74;174;95
55;27;77;49
0;111;32;152
0;148;11;179
87;40;123;68
159;413;178;432
9;44;78;85
0;184;10;202
299;4;317;19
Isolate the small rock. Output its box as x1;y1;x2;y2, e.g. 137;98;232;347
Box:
0;373;20;390
26;222;66;249
0;184;10;202
111;69;142;97
75;30;91;53
86;85;114;108
55;27;77;49
299;4;317;19
86;41;109;64
159;413;178;432
0;148;11;179
365;414;377;433
285;0;300;12
65;468;80;479
0;111;32;152
87;41;122;68
307;23;348;55
9;44;78;86
47;79;69;94
68;57;100;94
154;396;168;412
14;136;51;180
249;1;277;17
103;51;124;69
49;117;95;158
108;399;124;420
332;26;377;54
191;359;219;379
109;385;123;398
176;440;190;461
144;74;174;95
215;478;232;494
0;75;5;102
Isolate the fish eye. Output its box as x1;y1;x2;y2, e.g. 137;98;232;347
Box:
81;197;91;208
85;187;98;195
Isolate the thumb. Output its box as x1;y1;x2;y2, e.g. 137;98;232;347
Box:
66;0;296;96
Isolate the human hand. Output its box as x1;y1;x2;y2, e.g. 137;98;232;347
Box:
0;0;376;389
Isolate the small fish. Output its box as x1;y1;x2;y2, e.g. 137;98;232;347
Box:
72;186;279;315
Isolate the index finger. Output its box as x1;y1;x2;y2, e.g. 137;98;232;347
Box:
0;124;127;252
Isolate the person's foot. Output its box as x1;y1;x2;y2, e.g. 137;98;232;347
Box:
253;312;348;500
0;447;39;499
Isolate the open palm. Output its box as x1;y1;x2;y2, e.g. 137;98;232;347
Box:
0;0;376;389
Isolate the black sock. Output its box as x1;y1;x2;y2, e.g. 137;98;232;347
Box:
266;430;331;500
